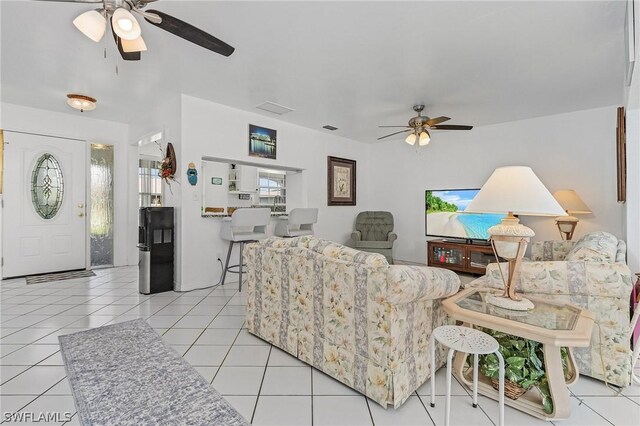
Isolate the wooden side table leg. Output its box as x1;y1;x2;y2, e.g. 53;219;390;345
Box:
542;344;571;420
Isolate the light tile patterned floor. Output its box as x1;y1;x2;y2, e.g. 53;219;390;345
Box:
1;266;639;425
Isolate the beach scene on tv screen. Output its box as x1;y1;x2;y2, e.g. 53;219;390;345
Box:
426;190;505;240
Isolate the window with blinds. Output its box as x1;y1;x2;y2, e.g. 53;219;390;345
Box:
139;159;163;207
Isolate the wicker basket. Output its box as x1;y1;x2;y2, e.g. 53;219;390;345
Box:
490;378;532;400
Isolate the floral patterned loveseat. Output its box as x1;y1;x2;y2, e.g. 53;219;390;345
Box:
468;231;634;387
244;236;460;407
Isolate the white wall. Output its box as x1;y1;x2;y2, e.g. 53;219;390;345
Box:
623;0;640;273
178;94;371;290
368;105;624;264
128;94;182;281
0;102;132;268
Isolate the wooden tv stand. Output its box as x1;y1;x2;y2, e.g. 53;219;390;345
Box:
427;239;500;275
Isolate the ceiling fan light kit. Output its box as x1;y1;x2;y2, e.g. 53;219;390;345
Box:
66;94;97;112
112;7;141;40
379;104;473;146
122;35;147;52
73;9;106;42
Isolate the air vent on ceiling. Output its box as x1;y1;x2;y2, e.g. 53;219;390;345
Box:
322;125;338;131
255;101;294;115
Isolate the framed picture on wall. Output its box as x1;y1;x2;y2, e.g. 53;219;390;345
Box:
327;156;356;206
617;106;627;203
248;124;277;160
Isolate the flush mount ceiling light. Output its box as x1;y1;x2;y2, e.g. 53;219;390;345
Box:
42;0;235;62
66;94;97;112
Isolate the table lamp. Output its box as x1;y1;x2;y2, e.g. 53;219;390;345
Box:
465;166;567;310
552;190;592;240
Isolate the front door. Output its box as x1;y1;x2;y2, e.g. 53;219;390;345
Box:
3;131;87;277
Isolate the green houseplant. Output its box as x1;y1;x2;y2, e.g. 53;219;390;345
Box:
475;328;570;414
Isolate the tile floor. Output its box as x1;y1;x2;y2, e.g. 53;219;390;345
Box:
1;266;639;425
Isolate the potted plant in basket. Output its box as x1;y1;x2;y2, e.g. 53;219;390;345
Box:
476;328;570;414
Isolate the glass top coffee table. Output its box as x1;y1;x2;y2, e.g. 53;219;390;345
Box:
442;287;594;421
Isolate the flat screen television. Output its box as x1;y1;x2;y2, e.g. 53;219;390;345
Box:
425;189;506;241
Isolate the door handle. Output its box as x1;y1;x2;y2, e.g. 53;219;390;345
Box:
78;203;84;209
78;212;85;217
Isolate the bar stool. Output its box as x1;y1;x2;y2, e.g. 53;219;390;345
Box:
220;208;271;292
430;325;505;426
274;208;318;237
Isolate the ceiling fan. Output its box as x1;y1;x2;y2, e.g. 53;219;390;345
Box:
378;105;473;146
37;0;235;61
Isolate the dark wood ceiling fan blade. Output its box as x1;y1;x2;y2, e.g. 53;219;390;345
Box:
378;125;411;128
426;116;451;126
144;9;235;57
111;23;141;61
431;125;473;130
377;129;412;140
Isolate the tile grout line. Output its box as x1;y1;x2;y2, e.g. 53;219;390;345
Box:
364;396;375;425
415;394;437;426
250;345;273;424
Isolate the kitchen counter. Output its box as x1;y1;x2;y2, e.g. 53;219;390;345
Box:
201;212;288;218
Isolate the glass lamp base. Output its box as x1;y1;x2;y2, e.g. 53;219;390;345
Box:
486;294;534;311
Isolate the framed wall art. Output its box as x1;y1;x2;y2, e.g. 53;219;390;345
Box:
617;106;627;203
249;124;277;160
327;156;356;206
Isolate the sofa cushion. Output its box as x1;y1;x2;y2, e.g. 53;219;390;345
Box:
565;231;619;263
354;240;394;250
307;238;388;267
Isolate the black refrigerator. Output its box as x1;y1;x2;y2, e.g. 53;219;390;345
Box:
138;207;174;294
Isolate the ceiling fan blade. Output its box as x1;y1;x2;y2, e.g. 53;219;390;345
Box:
378;125;411;128
430;125;473;130
377;129;412;140
144;9;235;57
111;24;141;61
426;116;451;126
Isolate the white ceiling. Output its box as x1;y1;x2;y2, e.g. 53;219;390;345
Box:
1;1;627;143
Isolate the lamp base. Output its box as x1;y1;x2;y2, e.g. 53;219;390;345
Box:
486;294;534;311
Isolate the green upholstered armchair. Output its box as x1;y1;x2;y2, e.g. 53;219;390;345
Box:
351;211;397;264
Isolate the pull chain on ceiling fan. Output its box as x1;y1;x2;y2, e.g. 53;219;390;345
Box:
37;0;235;61
378;105;473;146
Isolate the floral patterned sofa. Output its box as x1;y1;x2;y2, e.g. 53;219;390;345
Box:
244;236;461;407
468;231;634;387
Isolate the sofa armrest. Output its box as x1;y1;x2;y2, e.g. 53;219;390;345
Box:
386;265;460;304
387;232;398;243
479;260;633;299
351;230;362;242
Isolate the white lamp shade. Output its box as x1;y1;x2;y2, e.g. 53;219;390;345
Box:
418;130;430;146
553;190;592;214
121;35;147;52
405;133;417;145
73;10;106;42
465;166;567;216
112;8;141;41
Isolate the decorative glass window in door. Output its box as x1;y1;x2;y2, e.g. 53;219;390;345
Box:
31;153;64;219
91;144;114;267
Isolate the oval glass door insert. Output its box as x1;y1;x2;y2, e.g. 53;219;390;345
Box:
31;153;64;219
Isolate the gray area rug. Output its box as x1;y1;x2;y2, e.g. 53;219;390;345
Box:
26;270;95;285
59;319;248;426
